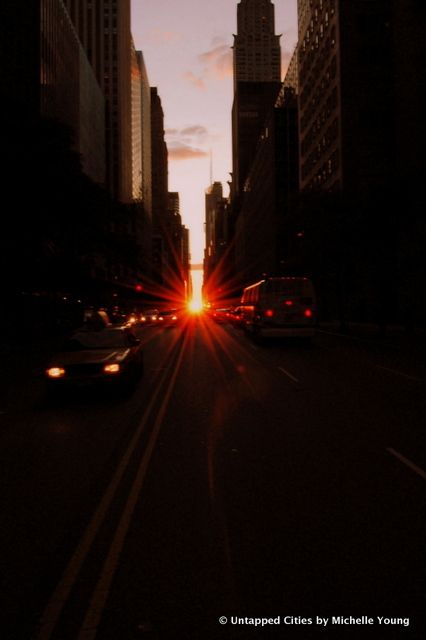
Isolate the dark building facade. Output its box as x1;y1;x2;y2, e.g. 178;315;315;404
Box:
166;192;187;301
232;80;282;201
296;0;426;326
1;0;105;185
231;0;282;201
298;0;395;195
65;0;133;202
235;85;299;283
229;0;283;293
204;182;229;298
150;87;169;285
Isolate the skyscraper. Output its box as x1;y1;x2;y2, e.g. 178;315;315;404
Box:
136;51;152;225
231;0;282;200
296;0;426;325
229;0;282;289
151;87;169;284
297;0;395;194
233;0;281;87
204;182;224;280
1;0;105;185
66;0;133;202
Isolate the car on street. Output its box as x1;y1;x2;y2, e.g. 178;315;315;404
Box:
140;308;159;324
45;325;144;394
240;276;317;340
157;308;182;327
229;306;245;329
210;308;231;323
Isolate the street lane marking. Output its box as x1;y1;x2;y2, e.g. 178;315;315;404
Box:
278;366;299;383
377;365;425;383
37;337;186;640
386;448;426;481
77;334;187;639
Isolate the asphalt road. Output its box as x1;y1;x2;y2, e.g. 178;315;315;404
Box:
0;318;425;639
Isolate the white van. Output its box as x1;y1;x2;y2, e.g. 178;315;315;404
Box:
240;277;317;339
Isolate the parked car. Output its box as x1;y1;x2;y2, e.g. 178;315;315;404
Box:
45;325;144;394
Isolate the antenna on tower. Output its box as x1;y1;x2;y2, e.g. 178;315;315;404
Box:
209;148;213;185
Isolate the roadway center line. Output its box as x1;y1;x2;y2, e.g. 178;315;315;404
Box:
376;365;425;383
77;333;188;639
278;366;299;383
36;339;186;640
386;448;426;481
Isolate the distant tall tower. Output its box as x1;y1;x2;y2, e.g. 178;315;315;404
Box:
233;0;281;88
231;0;282;199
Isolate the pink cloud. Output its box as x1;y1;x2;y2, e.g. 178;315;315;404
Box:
148;29;181;44
180;125;208;137
182;71;206;90
198;44;233;79
168;143;209;161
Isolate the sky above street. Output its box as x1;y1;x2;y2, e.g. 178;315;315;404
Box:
130;0;298;263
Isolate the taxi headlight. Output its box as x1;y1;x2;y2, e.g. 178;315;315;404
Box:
103;363;121;374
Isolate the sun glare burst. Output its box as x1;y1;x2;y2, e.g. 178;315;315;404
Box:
188;299;203;314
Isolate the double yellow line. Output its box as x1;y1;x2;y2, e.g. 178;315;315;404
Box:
37;332;188;640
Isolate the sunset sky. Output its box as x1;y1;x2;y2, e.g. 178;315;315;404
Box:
130;0;298;264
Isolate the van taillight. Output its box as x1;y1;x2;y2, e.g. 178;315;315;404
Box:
284;300;294;306
265;309;274;317
304;309;313;318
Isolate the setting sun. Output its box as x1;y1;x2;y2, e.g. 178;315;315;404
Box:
188;299;203;314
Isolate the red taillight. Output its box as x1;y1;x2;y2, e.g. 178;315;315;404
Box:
284;300;294;306
264;309;274;317
304;309;313;318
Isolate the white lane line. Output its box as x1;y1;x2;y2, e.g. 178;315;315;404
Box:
386;448;426;481
278;366;299;383
376;365;425;383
